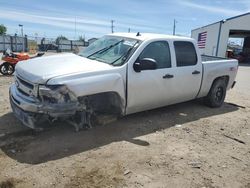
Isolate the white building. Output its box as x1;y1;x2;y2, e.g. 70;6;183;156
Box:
191;12;250;59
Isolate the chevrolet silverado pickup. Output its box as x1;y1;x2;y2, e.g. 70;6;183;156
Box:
9;33;238;130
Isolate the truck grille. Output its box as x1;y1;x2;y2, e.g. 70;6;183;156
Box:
17;87;30;97
15;75;37;97
17;76;34;89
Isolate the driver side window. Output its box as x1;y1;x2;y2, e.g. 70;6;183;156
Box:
139;41;171;69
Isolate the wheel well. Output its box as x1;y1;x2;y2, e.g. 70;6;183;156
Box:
78;92;124;115
212;75;229;88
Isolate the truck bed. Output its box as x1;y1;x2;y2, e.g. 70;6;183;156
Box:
201;55;228;62
198;57;238;98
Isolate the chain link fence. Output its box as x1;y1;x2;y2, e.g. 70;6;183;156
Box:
0;34;90;53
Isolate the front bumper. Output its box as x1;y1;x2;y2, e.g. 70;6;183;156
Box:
10;84;42;112
9;84;79;129
10;84;43;129
10;96;38;129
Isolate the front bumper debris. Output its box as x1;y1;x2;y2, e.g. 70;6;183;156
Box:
9;84;80;129
10;97;37;129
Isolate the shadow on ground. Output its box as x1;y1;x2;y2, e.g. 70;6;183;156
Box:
239;63;250;67
0;100;239;164
0;75;14;78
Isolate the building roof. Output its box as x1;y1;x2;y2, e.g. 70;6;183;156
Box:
192;12;250;32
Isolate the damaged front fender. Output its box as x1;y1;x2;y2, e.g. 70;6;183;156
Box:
10;72;126;130
38;84;82;116
47;73;126;113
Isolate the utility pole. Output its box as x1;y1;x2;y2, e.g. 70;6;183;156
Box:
19;24;23;37
173;19;177;35
18;24;24;51
35;33;38;43
74;17;76;40
111;20;114;33
128;28;131;33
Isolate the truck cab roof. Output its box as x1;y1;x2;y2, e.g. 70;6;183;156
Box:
107;32;195;42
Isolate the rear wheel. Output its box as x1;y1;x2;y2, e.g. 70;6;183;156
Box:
0;62;15;75
204;79;227;108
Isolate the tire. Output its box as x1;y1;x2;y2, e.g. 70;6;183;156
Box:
0;62;15;75
204;78;227;108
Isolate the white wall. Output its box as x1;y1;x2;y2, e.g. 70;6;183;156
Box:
218;14;250;57
192;14;250;58
191;22;220;56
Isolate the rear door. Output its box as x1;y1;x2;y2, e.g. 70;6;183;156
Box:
172;41;202;102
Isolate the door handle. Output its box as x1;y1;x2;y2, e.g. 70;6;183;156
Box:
192;70;200;75
163;74;174;79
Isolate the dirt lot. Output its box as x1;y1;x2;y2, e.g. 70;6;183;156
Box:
0;62;250;188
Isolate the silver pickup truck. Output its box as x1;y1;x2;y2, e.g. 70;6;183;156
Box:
9;33;238;130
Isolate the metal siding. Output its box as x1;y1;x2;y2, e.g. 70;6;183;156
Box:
192;12;250;32
217;14;250;57
216;21;223;56
0;35;26;52
191;22;220;56
192;13;250;57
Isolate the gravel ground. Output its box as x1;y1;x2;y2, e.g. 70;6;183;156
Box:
0;58;249;188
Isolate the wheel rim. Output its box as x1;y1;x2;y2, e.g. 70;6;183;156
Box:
215;86;224;102
1;65;8;74
1;64;13;75
7;65;14;74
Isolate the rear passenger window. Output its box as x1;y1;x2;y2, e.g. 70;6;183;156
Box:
174;41;197;67
139;41;171;69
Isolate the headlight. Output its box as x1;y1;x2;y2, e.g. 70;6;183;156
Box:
39;85;77;104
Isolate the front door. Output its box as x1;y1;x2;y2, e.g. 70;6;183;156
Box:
126;40;177;114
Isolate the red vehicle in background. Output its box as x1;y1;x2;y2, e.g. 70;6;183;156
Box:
226;49;250;64
0;49;44;75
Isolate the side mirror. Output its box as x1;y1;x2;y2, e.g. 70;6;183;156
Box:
133;58;157;72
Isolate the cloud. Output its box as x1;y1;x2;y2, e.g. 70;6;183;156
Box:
0;9;112;38
0;7;170;38
0;9;108;28
181;1;245;16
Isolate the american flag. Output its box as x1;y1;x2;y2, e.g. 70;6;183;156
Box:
197;31;207;49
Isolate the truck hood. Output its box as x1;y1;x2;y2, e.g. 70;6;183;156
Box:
15;53;113;83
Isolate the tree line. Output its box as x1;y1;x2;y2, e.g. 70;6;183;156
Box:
0;24;7;35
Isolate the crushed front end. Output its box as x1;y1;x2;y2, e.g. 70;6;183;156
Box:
9;74;87;130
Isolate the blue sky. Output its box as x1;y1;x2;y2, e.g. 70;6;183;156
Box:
0;0;250;40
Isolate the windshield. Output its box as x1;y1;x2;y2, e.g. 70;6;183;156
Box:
79;36;140;66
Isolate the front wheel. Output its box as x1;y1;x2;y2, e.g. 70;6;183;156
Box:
204;79;227;108
0;62;15;75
